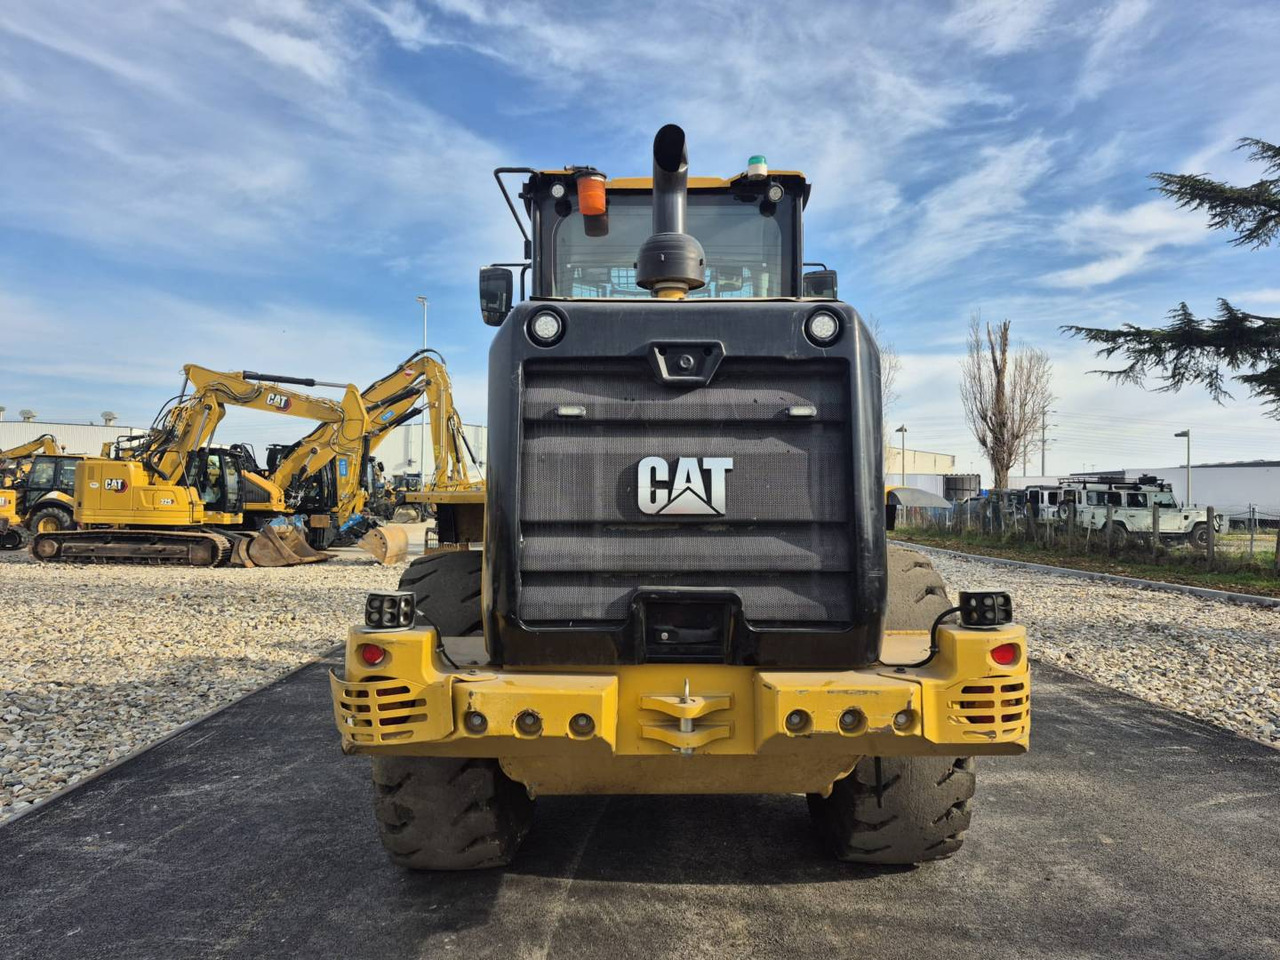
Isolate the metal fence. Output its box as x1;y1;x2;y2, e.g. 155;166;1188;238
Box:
900;498;1280;568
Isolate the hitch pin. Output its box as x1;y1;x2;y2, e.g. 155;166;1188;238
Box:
679;677;694;756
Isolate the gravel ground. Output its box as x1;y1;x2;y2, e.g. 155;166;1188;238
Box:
922;547;1280;750
0;527;426;824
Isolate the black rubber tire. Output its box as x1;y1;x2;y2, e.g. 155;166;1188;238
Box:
808;756;976;864
398;551;483;637
885;545;952;630
1189;522;1209;549
1104;522;1129;550
370;756;534;870
26;504;74;535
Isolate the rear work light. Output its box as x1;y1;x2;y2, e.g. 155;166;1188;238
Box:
958;591;1013;628
365;591;415;630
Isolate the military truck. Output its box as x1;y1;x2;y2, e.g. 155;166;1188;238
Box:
330;126;1030;869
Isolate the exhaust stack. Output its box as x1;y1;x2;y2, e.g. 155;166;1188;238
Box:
635;124;706;299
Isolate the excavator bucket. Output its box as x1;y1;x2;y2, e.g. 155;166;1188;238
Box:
246;524;331;567
359;525;409;565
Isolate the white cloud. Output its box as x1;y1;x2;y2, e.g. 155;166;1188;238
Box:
223;18;345;85
878;136;1055;281
1039;200;1206;288
356;0;433;51
1076;0;1153;100
942;0;1057;55
1232;288;1280;307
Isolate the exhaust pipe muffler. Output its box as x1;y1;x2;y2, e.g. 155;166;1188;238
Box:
635;124;706;299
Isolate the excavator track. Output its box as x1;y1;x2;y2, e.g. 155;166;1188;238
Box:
30;529;234;567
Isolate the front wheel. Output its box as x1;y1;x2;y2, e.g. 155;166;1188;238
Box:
808;756;976;864
1189;522;1209;549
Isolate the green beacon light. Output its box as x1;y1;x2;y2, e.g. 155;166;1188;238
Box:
747;155;768;180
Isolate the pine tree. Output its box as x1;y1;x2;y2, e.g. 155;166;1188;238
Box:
1063;138;1280;416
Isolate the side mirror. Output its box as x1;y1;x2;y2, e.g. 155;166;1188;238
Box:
802;269;838;299
479;266;514;326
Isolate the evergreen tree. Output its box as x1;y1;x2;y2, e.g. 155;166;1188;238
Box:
1063;138;1280;415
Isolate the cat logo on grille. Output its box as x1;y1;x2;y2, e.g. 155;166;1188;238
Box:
637;457;733;517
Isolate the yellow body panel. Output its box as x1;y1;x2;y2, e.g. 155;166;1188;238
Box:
331;623;1029;795
74;459;201;526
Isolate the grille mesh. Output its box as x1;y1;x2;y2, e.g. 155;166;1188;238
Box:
518;359;852;623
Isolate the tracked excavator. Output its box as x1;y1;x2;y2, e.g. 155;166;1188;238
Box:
256;349;460;556
393;352;485;547
30;366;374;567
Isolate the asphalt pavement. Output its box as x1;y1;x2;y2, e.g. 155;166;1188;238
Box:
2;656;1278;960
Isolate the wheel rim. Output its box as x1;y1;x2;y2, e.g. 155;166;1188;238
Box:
37;516;61;533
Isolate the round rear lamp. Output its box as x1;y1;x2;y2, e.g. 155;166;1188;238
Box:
766;182;784;203
990;643;1020;667
805;310;840;346
528;311;564;346
359;643;387;666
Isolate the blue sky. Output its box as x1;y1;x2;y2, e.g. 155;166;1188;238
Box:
1;0;1278;475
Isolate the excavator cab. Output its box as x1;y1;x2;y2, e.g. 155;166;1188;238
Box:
189;448;245;522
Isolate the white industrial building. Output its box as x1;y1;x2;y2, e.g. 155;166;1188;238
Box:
374;421;488;482
0;417;146;456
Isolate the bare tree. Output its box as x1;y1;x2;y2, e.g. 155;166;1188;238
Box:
960;315;1053;489
869;315;902;414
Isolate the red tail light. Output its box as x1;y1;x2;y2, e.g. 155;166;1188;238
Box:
359;643;387;666
990;643;1019;666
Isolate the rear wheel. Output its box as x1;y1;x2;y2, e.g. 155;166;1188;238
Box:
398;550;483;637
28;504;74;535
370;756;534;870
1104;522;1129;550
807;756;976;864
884;545;952;631
809;546;975;864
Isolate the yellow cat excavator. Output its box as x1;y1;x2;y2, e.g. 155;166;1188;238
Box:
30;365;374;567
254;350;447;547
395;351;485;547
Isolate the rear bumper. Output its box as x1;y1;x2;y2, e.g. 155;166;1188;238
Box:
330;623;1029;792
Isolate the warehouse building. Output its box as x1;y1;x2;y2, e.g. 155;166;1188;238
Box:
0;415;146;456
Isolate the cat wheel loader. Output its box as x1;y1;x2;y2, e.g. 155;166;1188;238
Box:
30;366;381;567
1;436;87;550
331;126;1030;869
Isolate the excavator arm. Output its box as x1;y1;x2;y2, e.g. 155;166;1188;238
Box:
135;365;366;488
0;434;62;464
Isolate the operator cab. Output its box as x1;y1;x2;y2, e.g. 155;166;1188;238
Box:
188;448;245;518
480;149;836;321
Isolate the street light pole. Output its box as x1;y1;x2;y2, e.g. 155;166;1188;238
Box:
1174;429;1191;506
895;425;907;487
417;296;429;485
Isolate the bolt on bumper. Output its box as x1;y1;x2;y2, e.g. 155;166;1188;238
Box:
330;623;1030;760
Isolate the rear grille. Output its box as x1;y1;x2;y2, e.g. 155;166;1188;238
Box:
946;680;1030;741
518;359;852;624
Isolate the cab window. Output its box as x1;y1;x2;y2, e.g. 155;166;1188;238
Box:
55;459;79;493
27;458;56;489
1126;492;1147;508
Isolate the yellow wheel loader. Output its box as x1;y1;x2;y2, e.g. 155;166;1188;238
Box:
30;366;375;567
331;126;1029;869
0;438;84;550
